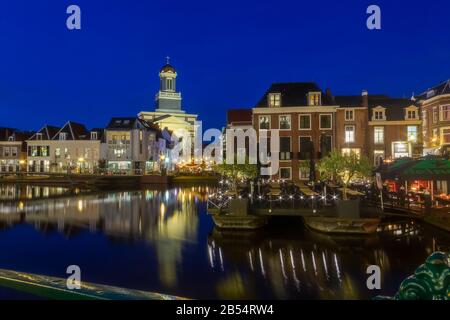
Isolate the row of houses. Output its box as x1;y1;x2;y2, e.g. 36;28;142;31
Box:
0;117;173;175
226;79;450;182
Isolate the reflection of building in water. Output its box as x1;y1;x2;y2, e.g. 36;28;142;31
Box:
207;222;431;299
0;185;71;201
0;186;206;288
99;188;201;287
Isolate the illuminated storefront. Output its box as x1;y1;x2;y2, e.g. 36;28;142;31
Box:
392;141;411;159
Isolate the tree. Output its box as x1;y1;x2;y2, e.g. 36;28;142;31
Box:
214;158;258;195
317;150;373;200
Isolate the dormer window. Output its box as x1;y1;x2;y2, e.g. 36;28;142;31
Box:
407;110;416;119
8;136;14;142
268;93;281;107
405;106;419;120
36;133;43;140
59;132;67;140
91;132;98;140
372;107;386;121
308;92;321;106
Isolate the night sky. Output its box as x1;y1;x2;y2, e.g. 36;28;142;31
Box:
1;0;449;132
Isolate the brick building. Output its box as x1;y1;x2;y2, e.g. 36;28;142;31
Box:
415;79;450;155
252;83;336;181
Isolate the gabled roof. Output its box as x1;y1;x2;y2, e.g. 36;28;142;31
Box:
28;125;60;140
255;82;334;108
53;121;89;140
0;127;17;141
106;117;158;131
416;79;450;101
368;97;415;121
10;131;34;142
227;109;252;125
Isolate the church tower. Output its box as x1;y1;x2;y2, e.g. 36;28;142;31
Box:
155;57;183;113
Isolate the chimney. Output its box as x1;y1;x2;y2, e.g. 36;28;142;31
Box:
325;88;333;101
362;90;369;108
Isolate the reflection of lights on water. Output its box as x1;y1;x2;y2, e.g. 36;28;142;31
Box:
322;252;329;280
279;249;288;280
219;247;224;272
334;253;342;282
77;200;83;212
208;244;214;268
248;251;254;271
259;248;266;278
300;249;306;272
160;203;165;217
311;252;317;276
290;249;300;290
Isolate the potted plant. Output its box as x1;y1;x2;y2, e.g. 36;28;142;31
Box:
318;150;372;218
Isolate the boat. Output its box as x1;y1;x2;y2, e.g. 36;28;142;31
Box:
303;217;380;235
211;213;268;230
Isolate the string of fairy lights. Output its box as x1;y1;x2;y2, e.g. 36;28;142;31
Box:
208;179;358;206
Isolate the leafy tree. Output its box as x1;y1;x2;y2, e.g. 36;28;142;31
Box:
317;150;372;200
214;158;257;195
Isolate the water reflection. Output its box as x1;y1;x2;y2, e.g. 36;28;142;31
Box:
207;220;450;299
0;184;449;299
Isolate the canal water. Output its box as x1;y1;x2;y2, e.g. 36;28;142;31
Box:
0;184;449;300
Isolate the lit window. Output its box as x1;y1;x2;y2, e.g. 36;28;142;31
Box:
268;93;281;107
308;93;321;106
259;116;270;130
299;114;311;129
342;148;360;158
279;115;291;130
407;126;418;142
442;105;450;121
345;109;354;121
374;150;385;166
55;148;61;157
319;114;332;129
374;126;384;144
345;125;355;143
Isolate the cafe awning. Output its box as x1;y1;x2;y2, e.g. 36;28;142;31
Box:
377;156;450;181
401;158;450;180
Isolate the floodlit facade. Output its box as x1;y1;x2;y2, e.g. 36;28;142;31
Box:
26;122;102;173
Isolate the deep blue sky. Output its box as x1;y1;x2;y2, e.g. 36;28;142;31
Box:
1;0;449;131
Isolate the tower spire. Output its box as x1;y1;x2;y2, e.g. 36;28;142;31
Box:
166;56;170;65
